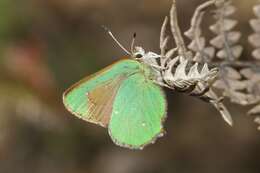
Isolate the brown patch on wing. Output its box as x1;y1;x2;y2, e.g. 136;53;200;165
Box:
85;76;125;127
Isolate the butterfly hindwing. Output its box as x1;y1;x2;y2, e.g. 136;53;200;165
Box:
63;59;141;127
108;73;167;149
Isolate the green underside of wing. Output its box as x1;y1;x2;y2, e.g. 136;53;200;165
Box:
63;59;141;124
64;59;167;149
108;73;167;149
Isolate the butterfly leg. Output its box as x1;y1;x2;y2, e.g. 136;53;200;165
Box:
150;64;167;71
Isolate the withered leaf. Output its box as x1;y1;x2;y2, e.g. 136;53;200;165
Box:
240;68;255;79
253;4;260;18
210;19;237;34
223;4;236;16
248;104;260;115
224;67;241;79
217;45;243;59
188;37;206;52
252;49;260;60
227;91;257;106
249;19;260;33
210;32;241;49
213;78;246;90
248;33;260;47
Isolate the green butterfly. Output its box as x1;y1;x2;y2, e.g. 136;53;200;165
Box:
63;29;223;149
63;32;167;149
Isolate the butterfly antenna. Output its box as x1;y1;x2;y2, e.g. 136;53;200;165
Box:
131;32;136;53
102;25;131;55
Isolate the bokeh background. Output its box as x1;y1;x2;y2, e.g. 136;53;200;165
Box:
0;0;259;173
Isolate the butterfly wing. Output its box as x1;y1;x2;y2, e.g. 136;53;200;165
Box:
108;73;167;149
63;59;141;127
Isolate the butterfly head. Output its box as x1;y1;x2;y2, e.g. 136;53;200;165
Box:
130;34;161;63
132;46;161;68
132;46;145;59
103;28;161;68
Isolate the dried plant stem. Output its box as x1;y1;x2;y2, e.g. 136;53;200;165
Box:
160;16;169;56
189;0;216;32
207;89;233;126
170;0;189;58
218;61;260;69
246;2;260;130
192;12;208;61
222;28;236;61
161;0;260;130
167;0;233;126
187;0;216;62
160;16;171;68
212;1;243;61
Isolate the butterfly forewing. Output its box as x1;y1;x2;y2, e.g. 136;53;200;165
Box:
63;59;141;127
86;76;125;126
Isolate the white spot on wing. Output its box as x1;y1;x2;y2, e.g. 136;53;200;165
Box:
139;146;144;150
158;133;164;137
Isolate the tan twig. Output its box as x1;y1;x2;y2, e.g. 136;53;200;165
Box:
160;16;169;57
189;0;216;35
185;0;216;62
159;0;233;126
170;0;188;58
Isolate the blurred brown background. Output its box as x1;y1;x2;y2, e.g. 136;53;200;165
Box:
0;0;259;173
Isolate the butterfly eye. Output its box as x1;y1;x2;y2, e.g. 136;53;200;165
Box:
135;54;143;59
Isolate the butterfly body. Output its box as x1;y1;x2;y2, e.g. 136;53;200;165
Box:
63;56;167;149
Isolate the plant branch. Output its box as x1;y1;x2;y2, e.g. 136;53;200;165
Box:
215;61;260;69
189;0;216;34
170;0;189;58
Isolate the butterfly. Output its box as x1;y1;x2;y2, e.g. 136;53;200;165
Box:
63;30;167;150
63;28;227;150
